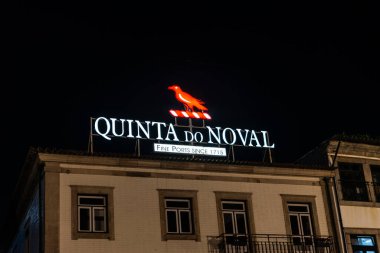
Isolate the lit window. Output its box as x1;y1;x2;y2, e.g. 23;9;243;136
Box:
351;236;375;246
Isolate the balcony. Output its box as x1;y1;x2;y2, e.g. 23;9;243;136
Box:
207;234;335;253
339;180;370;202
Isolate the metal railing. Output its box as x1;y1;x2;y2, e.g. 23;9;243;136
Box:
207;234;335;253
338;180;371;202
372;182;380;202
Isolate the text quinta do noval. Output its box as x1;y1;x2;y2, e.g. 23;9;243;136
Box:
94;117;275;148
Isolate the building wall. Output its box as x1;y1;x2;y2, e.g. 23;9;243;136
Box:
7;188;40;253
59;168;329;253
340;206;380;229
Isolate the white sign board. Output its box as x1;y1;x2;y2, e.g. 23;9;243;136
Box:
154;143;226;156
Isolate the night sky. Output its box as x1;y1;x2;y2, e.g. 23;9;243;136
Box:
2;4;379;227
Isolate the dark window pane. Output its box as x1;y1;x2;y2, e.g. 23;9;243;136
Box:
371;165;380;183
339;163;365;181
292;236;302;245
301;216;312;235
79;208;90;231
290;215;300;235
222;202;244;210
223;213;234;234
288;205;308;212
341;181;369;201
166;210;178;233
94;208;106;232
180;211;191;233
165;200;189;208
79;197;105;206
235;213;247;234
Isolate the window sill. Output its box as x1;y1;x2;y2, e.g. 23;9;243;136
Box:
162;234;200;241
72;232;114;240
339;200;380;207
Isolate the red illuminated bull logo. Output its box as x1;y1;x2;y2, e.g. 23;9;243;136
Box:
168;85;211;120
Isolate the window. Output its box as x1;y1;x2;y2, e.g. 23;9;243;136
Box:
287;203;314;244
214;192;254;252
351;235;378;253
339;162;369;201
78;195;107;232
165;199;192;234
71;185;114;240
158;189;200;241
281;195;321;240
221;201;248;236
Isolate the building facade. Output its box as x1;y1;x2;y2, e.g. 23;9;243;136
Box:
3;148;336;253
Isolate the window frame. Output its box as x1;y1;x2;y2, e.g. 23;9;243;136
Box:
77;195;107;233
165;198;193;234
338;162;370;202
281;195;321;237
158;189;200;241
71;185;115;240
344;228;380;253
214;192;255;236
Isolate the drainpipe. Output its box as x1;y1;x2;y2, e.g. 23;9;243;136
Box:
331;177;348;253
324;176;347;253
329;139;347;253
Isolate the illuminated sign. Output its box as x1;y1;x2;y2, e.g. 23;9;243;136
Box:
91;85;275;157
168;85;211;120
154;143;226;156
93;117;274;148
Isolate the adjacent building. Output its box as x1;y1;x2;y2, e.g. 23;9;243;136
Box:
298;135;380;253
3;148;336;253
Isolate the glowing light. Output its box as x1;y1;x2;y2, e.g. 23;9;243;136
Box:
182;112;189;118
203;113;211;120
179;93;191;103
169;110;178;117
192;112;200;118
168;85;208;112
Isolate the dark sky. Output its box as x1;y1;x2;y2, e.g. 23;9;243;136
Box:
2;3;379;225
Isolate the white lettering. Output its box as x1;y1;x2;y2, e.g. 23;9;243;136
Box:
110;118;125;137
152;122;166;140
126;119;134;138
236;129;250;146
207;126;221;144
92;117;275;151
194;132;203;142
262;131;275;148
222;128;237;145
94;117;111;140
165;123;179;141
184;131;194;142
135;120;151;139
249;131;262;147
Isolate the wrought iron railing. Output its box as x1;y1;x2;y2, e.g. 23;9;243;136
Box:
372;182;380;202
338;180;371;202
207;234;335;253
